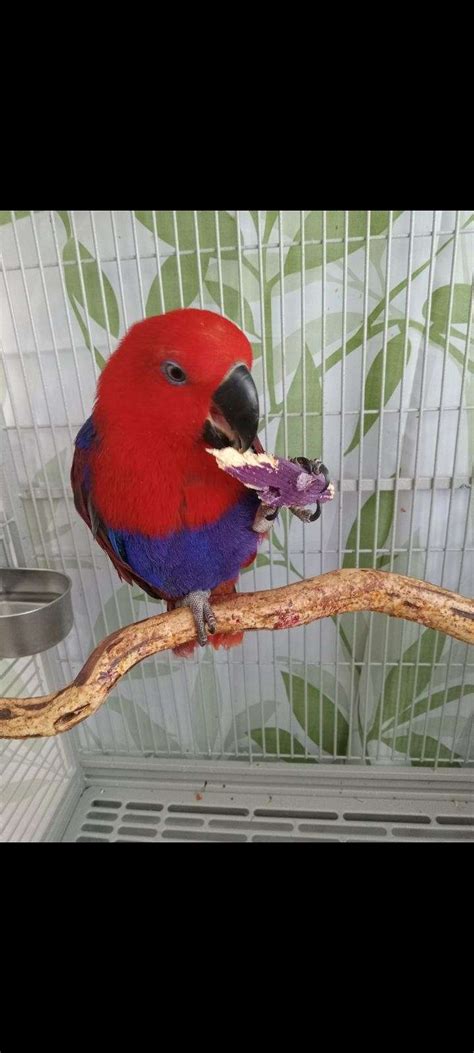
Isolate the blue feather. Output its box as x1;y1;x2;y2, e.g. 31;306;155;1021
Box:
75;416;98;451
109;492;260;597
74;414;260;596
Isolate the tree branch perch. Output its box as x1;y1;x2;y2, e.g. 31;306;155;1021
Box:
1;569;472;739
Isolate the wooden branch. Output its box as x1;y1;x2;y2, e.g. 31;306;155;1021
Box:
1;569;473;739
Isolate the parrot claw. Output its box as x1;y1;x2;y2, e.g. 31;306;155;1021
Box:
176;590;217;647
289;457;329;484
288;458;329;522
290;504;322;523
253;503;279;534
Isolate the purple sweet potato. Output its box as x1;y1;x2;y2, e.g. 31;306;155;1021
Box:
207;448;334;510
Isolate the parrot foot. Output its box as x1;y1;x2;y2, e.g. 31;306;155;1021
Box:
290;504;322;523
253;503;279;534
289;459;329;523
176;590;217;647
289;457;329;483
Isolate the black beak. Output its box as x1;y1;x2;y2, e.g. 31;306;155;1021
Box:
205;364;259;452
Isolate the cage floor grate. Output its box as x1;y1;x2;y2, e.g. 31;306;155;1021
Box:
62;767;474;842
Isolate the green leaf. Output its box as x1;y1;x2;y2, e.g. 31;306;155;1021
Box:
275;345;322;458
266;527;304;580
32;446;70;489
248;210;279;240
68;298;107;371
0;210;43;225
251;728;311;761
322;218;469;377
63;239;119;337
94;348;107;370
285;211;404;277
211;211;239;248
205;280;257;335
108;696;177;753
423;283;472;335
92;586;138;641
224;700;277;751
387;733;461;766
336;615;370;673
375;551;394;569
145;275;164;316
135;210;237;249
255;553;274;569
135;211;172;242
146;252;211;315
55;211;72;237
190;663;222;755
424;283;473;373
263;211;279;240
132;590;163;607
394;685;474;730
343;491;395;570
282;671;349;756
338;621;355;659
372;628;446;736
346;332;411;454
369;211;405;235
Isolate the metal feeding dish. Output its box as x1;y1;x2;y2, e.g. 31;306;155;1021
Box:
0;568;73;658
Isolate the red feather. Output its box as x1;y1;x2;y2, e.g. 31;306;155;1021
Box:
91;310;253;536
71;310;267;656
71;445;168;601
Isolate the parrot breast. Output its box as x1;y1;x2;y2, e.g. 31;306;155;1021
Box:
72;415;261;599
107;490;260;597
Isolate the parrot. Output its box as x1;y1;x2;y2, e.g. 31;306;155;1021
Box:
71;308;277;656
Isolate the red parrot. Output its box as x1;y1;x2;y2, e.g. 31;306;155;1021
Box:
71;309;274;655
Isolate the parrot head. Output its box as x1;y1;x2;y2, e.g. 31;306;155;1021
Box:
95;308;259;452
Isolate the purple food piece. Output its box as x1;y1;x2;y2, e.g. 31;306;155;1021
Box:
222;456;333;510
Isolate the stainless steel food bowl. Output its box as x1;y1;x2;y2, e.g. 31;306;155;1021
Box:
0;568;73;658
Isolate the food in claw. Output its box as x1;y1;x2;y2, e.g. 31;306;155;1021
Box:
207;447;334;522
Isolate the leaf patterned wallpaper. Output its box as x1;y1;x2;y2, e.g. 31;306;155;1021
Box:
0;211;472;767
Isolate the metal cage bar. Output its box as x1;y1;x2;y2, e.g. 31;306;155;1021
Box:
1;211;472;771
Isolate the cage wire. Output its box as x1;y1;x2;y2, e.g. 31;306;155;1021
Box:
0;211;473;796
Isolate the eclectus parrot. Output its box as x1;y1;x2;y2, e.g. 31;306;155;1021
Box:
71;309;276;655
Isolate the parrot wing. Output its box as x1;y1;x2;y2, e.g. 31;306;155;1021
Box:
71;420;167;602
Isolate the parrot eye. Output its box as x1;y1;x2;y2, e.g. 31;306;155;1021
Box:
162;361;187;385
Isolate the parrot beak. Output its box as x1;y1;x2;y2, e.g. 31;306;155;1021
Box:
205;364;260;452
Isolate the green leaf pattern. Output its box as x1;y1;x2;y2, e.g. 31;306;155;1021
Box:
1;210;472;768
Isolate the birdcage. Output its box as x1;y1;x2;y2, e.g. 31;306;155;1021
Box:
1;210;473;843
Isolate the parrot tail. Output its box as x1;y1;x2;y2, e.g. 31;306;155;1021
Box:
168;579;243;657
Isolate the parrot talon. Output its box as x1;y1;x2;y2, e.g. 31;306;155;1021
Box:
290;504;322;523
203;599;217;636
290;456;329;484
253;503;279;533
289;458;329;523
176;590;217;646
